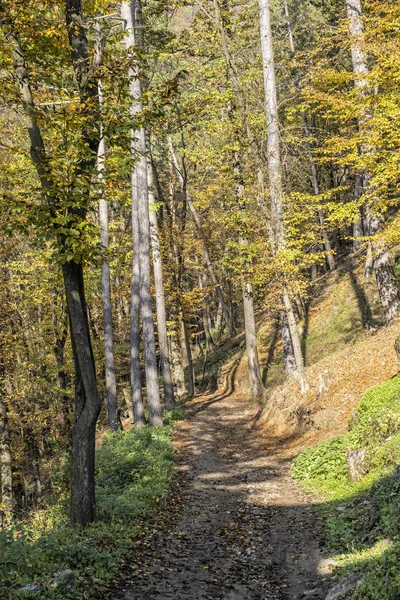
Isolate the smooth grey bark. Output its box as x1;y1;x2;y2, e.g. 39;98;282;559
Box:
233;148;263;400
130;170;146;427
196;257;216;351
241;277;263;400
121;0;163;425
170;329;187;400
147;146;175;407
2;2;103;526
346;0;400;322
258;0;308;392
98;77;120;432
0;390;13;522
169;137;235;337
181;319;195;397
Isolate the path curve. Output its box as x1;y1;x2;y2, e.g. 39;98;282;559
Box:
121;391;331;599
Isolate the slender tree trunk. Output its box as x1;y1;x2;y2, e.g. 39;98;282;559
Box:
130;170;146;427
147;147;175;407
346;0;400;322
2;5;103;525
283;1;334;271
242;279;263;399
196;260;216;351
169;137;236;337
181;319;195;397
98;77;120;432
62;261;102;526
0;390;13;523
121;0;163;425
170;329;187;400
232;144;263;400
258;0;308;391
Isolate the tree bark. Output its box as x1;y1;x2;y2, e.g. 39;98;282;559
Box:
0;390;13;523
258;0;308;391
121;0;163;425
62;261;102;525
170;329;187;400
242;279;263;399
130;170;146;427
346;0;400;322
147;147;175;407
98;77;120;432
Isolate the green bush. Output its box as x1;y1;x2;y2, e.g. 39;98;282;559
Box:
0;426;175;600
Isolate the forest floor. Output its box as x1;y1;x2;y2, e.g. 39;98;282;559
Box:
105;386;333;600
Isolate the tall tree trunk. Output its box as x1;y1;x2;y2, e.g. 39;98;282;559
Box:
0;390;13;523
258;0;308;391
169;137;235;337
346;0;400;321
170;328;187;400
130;170;146;427
2;3;103;525
232;144;263;400
283;1;335;271
196;258;216;351
181;318;195;397
62;261;102;525
98;76;120;432
242;278;263;399
121;0;163;425
147;148;175;407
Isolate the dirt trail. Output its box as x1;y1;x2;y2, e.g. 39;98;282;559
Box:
121;391;332;600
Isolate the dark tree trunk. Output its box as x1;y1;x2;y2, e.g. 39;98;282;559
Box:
62;261;102;526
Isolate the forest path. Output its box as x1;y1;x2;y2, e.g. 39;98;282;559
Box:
121;389;332;600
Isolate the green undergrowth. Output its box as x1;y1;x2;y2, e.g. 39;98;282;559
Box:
0;413;182;599
293;374;400;599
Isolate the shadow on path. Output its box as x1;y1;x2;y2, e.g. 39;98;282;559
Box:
116;392;331;600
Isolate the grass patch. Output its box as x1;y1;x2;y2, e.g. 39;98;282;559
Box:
0;424;177;599
293;374;400;598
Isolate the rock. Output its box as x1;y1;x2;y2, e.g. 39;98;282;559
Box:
51;569;76;589
17;584;42;594
347;449;366;482
325;573;364;600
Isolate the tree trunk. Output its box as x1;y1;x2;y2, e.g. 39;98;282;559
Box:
181;318;195;398
197;265;216;351
283;2;335;272
98;77;120;432
258;0;308;390
121;0;163;425
147;149;175;407
0;391;13;523
2;5;103;526
242;280;263;400
170;328;187;400
169;137;236;337
346;0;400;321
130;170;146;427
62;261;102;526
